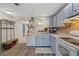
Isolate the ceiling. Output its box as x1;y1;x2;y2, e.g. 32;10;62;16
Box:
0;3;67;19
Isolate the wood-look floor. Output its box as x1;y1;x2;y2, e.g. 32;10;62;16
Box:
0;43;55;56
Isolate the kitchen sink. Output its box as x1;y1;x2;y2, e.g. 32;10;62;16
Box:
59;37;79;46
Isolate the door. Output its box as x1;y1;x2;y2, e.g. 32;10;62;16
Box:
72;3;79;15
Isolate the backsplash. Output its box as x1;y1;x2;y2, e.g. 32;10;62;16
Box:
57;20;79;35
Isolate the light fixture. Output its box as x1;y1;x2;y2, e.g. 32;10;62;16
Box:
5;10;13;15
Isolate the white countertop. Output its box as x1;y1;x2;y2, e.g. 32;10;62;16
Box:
51;33;79;51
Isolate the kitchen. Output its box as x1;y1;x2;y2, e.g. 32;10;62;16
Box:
0;3;79;56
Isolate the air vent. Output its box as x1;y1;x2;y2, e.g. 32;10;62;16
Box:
14;3;20;6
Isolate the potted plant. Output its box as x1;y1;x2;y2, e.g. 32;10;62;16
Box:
44;27;48;32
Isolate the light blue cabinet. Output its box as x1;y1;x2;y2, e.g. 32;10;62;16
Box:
52;15;57;27
52;4;73;27
51;36;56;53
72;3;79;15
27;35;51;47
49;16;53;27
57;11;64;27
36;36;43;46
26;36;36;46
43;36;51;46
36;35;51;47
63;3;73;19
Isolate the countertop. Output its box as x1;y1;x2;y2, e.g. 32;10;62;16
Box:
26;33;79;50
51;33;79;50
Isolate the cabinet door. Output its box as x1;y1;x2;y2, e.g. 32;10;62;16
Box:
51;36;56;53
43;37;51;46
36;36;43;46
52;15;57;27
72;3;79;15
57;11;64;27
63;3;72;19
27;36;36;46
49;16;53;27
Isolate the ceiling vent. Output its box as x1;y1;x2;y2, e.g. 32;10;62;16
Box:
14;3;20;6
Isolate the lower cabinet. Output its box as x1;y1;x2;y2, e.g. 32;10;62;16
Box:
26;35;36;46
36;37;43;46
51;36;57;54
36;35;51;47
27;35;51;47
43;37;51;46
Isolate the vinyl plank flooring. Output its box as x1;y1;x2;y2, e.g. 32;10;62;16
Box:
0;43;55;56
1;43;25;56
26;47;36;56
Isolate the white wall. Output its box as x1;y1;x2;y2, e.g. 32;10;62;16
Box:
15;20;29;43
0;11;14;21
0;11;29;43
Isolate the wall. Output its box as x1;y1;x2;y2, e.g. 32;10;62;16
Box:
15;20;29;43
57;20;79;35
0;11;29;43
0;11;14;21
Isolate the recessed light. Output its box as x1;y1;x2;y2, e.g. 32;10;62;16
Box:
5;10;13;14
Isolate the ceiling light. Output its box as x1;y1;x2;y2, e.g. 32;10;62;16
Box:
41;14;45;16
5;10;12;14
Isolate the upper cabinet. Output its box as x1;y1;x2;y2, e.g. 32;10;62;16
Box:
63;3;73;19
52;3;79;27
48;15;53;27
57;11;64;27
72;3;79;15
52;15;57;27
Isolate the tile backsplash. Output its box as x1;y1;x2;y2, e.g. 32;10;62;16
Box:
57;20;79;35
